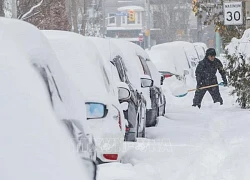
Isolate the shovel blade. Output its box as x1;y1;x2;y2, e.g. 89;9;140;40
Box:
170;83;189;97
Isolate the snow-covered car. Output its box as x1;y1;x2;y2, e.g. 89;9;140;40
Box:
0;18;96;162
147;49;178;78
171;41;200;67
130;43;166;126
111;39;154;140
0;39;96;180
111;39;164;128
43;30;126;163
145;58;166;118
86;37;148;141
151;42;194;79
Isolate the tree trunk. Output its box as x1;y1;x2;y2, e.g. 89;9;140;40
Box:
0;0;5;17
80;0;90;35
71;0;78;32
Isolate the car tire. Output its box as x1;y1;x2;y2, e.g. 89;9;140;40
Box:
146;108;158;127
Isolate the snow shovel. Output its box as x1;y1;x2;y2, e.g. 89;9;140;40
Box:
174;82;225;98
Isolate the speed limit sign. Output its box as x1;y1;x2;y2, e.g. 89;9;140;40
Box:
224;2;243;25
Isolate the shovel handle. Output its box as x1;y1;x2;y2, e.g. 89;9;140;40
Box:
188;83;223;92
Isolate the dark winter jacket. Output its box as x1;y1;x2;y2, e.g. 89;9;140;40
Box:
195;57;227;87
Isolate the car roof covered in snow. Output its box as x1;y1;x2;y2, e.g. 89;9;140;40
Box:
151;42;191;76
147;49;178;75
0;18;88;128
43;30;118;104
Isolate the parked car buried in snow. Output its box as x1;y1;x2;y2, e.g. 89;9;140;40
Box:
0;34;96;180
0;18;97;165
86;37;150;141
43;30;127;163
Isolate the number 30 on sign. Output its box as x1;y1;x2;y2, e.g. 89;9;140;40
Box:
224;2;243;25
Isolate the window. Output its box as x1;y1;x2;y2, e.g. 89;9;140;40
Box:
121;15;126;24
33;64;53;105
138;56;151;77
101;66;111;93
33;63;63;108
112;55;130;83
108;13;116;25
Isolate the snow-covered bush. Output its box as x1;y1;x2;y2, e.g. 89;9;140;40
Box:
225;48;250;108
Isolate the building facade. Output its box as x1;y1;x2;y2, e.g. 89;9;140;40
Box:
104;0;159;48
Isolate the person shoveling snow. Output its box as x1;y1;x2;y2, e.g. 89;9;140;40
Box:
192;48;228;109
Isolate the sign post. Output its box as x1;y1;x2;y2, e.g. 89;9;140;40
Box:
224;2;243;25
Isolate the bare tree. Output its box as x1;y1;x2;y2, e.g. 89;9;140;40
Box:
153;0;190;42
78;0;89;35
17;0;70;30
85;0;103;36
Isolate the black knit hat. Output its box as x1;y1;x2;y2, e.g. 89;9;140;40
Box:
206;48;216;56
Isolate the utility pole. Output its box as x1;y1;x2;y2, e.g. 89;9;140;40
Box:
147;0;151;49
102;0;106;37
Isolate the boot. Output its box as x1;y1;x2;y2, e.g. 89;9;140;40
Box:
192;104;201;109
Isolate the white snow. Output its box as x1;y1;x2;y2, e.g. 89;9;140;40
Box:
117;6;145;12
0;36;92;180
147;49;178;75
0;18;89;131
150;42;193;76
96;62;250;180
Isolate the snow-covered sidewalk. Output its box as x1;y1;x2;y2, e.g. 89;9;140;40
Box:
97;81;250;180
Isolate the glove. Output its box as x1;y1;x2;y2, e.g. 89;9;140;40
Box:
223;82;228;87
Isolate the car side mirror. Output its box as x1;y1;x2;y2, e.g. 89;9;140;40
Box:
81;158;97;180
117;82;131;101
85;102;107;119
141;77;154;88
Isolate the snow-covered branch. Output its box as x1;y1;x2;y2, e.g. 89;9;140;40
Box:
20;0;43;20
22;10;41;20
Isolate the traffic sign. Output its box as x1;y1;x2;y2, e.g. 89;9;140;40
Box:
115;12;127;16
224;2;243;25
139;33;143;42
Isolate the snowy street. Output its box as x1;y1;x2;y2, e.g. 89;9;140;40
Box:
2;1;250;179
98;82;250;180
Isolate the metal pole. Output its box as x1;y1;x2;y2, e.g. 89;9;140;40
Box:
102;0;106;37
147;0;151;49
215;31;221;55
